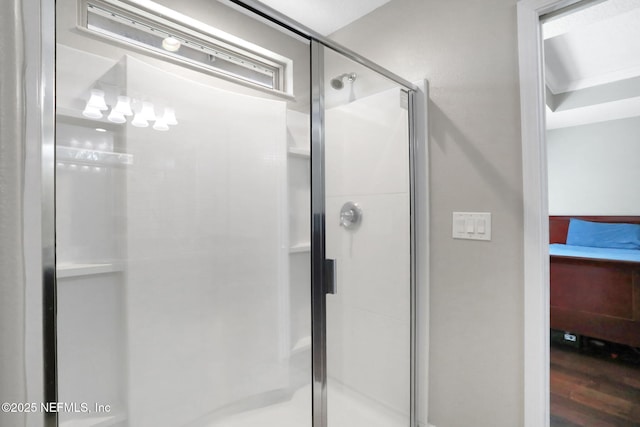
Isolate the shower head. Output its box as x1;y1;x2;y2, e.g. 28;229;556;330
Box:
330;72;357;90
330;78;344;90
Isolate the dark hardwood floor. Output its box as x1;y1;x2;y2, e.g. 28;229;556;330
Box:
550;342;640;427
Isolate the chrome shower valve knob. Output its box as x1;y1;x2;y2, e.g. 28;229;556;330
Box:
339;202;362;229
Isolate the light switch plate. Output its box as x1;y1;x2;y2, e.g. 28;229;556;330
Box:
452;212;491;241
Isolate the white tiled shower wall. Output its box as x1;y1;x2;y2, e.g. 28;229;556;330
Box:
325;87;411;416
124;56;290;427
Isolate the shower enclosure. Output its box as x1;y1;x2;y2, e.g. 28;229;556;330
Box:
44;1;422;427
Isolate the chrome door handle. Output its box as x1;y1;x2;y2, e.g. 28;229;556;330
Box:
324;258;337;295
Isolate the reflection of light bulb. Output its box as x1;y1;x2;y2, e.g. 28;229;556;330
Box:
82;105;102;119
113;96;133;116
163;107;178;125
108;109;126;124
162;36;181;52
87;89;108;110
153;117;169;131
131;112;148;128
141;102;156;121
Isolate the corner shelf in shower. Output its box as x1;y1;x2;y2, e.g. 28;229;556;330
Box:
56;262;123;279
289;242;310;253
287;147;310;158
57;146;133;167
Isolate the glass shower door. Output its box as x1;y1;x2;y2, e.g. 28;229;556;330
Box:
54;1;312;426
321;46;413;427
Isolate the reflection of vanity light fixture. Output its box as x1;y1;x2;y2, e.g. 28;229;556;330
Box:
82;105;103;119
107;109;126;124
153;117;169;131
162;36;181;52
87;89;108;110
163;107;178;126
82;88;108;119
140;102;156;121
131;111;149;128
113;95;133;116
108;97;129;123
81;89;177;130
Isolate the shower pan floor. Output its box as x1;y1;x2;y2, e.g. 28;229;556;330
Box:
207;382;407;427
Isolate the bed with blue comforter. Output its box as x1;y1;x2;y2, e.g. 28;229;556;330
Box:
549;217;640;348
549;244;640;263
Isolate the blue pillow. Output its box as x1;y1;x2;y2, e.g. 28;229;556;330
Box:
566;218;640;250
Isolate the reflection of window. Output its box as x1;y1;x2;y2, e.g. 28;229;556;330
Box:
81;0;291;92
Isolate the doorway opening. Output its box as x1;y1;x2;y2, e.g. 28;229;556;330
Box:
518;0;640;425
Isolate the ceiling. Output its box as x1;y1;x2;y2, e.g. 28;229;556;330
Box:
257;0;391;35
257;0;640;128
543;0;640;129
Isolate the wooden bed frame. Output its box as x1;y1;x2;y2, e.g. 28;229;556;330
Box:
549;216;640;348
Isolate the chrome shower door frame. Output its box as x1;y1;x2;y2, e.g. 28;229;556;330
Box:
309;41;420;427
40;0;58;426
39;2;422;427
310;40;329;427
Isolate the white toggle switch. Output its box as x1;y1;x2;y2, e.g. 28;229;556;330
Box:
465;219;475;233
452;212;491;241
477;219;486;234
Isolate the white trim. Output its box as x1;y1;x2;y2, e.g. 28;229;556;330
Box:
517;1;583;426
414;79;430;427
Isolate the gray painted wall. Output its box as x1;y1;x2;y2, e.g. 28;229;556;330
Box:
547;116;640;215
330;1;524;426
